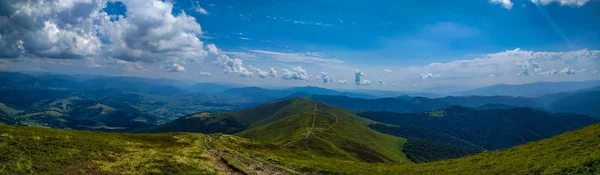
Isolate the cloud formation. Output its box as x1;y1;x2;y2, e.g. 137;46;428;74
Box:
530;0;590;6
198;71;211;76
213;55;253;77
281;66;309;80
337;80;348;84
378;79;385;86
0;0;212;65
268;68;277;77
163;63;186;72
560;67;576;75
194;1;209;15
383;69;392;73
355;70;364;85
249;65;269;78
420;73;440;79
491;0;591;9
317;72;334;83
490;0;514;9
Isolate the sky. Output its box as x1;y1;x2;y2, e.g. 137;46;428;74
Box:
0;0;599;90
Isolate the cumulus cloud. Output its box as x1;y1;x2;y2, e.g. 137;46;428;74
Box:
383;69;392;73
0;0;213;64
354;70;364;85
281;66;309;80
420;73;440;79
357;80;371;86
198;71;211;76
206;44;219;55
560;67;576;75
213;55;253;77
0;0;105;59
317;72;334;83
337;80;348;84
539;69;558;75
163;63;186;72
378;79;385;86
490;0;514;9
249;65;269;78
269;68;277;77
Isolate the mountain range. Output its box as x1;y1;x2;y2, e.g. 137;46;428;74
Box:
2;98;599;174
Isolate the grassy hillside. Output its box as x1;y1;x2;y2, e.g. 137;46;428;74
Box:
236;99;409;163
151;98;410;163
2;123;600;174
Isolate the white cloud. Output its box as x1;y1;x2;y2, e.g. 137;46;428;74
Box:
580;68;587;72
357;80;371;86
269;68;277;77
163;63;186;72
355;70;365;85
560;67;576;75
240;37;251;40
318;72;334;83
96;0;209;63
383;69;392;73
0;0;105;59
422;48;599;80
530;0;591;6
0;0;214;65
593;70;599;74
489;74;496;77
213;55;253;77
539;69;558;75
281;66;309;80
246;50;344;66
194;2;209;15
490;0;514;9
198;71;211;76
206;44;219;55
420;73;440;79
249;65;269;78
337;80;348;84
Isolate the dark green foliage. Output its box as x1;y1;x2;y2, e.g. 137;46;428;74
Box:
546;90;600;118
146;115;245;134
370;123;484;162
358;106;600;150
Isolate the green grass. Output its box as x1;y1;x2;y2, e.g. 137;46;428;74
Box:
0;124;219;175
236;98;410;163
2;122;600;174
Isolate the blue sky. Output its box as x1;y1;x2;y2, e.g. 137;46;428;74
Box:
1;0;599;90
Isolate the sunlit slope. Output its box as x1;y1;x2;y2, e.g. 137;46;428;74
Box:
0;124;219;175
236;98;409;163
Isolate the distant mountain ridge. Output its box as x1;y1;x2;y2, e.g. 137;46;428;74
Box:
457;80;600;97
357;106;599;150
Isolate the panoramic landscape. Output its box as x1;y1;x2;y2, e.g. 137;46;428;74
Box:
1;0;600;174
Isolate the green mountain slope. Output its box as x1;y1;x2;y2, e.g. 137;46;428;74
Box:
3;122;600;175
150;98;410;163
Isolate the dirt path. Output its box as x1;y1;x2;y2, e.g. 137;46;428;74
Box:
206;150;244;175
